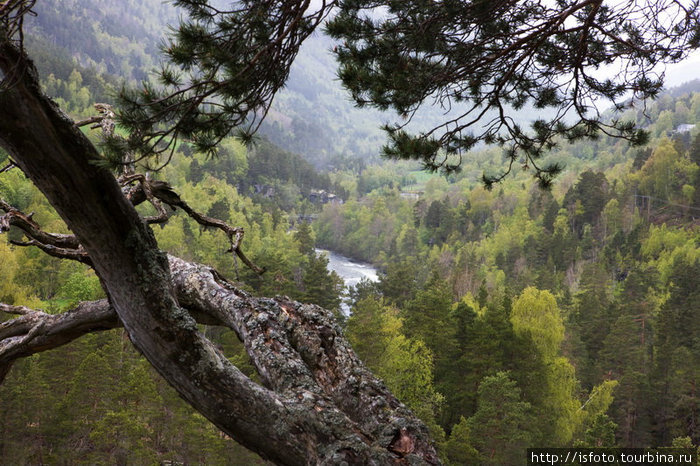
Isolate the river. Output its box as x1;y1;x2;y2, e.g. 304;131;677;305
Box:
316;249;379;313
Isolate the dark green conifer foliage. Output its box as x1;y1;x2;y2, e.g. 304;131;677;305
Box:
105;0;700;185
187;158;204;183
326;0;699;186
467;371;533;464
633;147;654;171
563;170;611;237
690;132;700;208
403;271;458;377
345;294;391;369
294;221;315;256
206;198;231;222
291;223;344;312
301;252;344;312
443;416;480;465
114;0;334;168
653;257;700;445
568;263;616;389
582;414;618;448
378;259;421;308
597;268;659;447
691;132;700;166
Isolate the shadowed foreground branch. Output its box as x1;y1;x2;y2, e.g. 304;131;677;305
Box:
0;31;438;465
0;252;439;464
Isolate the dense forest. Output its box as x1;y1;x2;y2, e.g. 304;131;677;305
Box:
314;90;700;462
0;0;699;464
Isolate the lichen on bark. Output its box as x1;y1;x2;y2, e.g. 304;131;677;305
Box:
0;24;439;465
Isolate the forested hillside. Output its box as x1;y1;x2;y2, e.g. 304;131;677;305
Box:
313;87;700;462
1;0;699;464
23;0;562;172
22;0;388;168
0;70;347;466
2;3;348;462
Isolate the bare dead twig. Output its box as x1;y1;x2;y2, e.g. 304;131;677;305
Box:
0;160;16;173
0;302;35;315
86;103;265;275
9;238;91;264
0;198;81;249
0;0;36;90
123;175;266;274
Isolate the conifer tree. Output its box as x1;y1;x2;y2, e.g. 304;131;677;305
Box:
443;416;479;465
107;0;700;185
468;371;533;464
293;220;315;256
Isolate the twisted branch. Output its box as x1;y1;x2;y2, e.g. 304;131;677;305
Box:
92;104;265;275
2;108;266;274
0;253;439;463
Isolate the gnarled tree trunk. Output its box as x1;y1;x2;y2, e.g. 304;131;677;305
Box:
0;34;439;465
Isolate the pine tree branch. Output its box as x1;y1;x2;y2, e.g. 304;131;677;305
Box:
0;199;81;249
327;0;699;182
0;13;437;463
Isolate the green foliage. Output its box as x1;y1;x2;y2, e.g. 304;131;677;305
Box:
444;416;479;466
294;221;315;256
113;0;333;164
3;1;700;459
0;330;265;464
300;253;344;313
313;92;699;448
346;295;393;368
345;296;445;434
380;328;444;425
403;272;458;374
327;0;698;182
0;242;42;307
582;414;618;448
636;138;699;201
511;287;564;360
467;371;533;464
0;84;344;462
562;170;611;237
57;270;104;307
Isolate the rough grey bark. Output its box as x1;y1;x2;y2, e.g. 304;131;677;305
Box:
1;255;439;462
0;299;120;383
0;35;439;465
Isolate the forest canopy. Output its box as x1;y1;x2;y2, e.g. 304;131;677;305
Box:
1;0;699;464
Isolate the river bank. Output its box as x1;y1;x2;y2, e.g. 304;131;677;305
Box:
315;249;379;313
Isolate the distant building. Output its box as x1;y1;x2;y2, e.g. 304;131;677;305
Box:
400;190;423;200
674;123;696;134
308;190;343;204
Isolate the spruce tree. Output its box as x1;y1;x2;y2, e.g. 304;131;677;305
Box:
468;371;533;464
